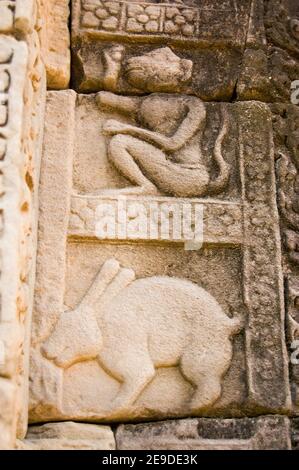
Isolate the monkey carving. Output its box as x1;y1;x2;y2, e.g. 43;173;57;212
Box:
85;47;230;198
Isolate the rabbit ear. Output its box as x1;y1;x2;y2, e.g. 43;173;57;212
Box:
180;59;193;82
96;267;136;318
79;259;121;310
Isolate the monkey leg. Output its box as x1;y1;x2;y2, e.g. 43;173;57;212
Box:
108;135;159;195
109;135;210;197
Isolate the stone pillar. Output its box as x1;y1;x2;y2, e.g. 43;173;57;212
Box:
0;0;46;449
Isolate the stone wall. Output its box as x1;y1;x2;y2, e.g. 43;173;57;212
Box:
0;0;299;450
0;0;46;449
0;0;70;450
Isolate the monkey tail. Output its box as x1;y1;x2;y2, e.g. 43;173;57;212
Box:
208;105;230;194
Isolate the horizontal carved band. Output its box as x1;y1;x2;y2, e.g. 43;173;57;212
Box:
69;195;243;245
75;0;247;46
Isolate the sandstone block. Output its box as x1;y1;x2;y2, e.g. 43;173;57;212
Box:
116;416;291;450
39;0;71;89
28;91;290;424
0;32;46;446
0;0;35;34
20;422;115;450
71;0;251;97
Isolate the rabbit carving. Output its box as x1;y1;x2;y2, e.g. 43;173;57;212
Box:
42;259;242;416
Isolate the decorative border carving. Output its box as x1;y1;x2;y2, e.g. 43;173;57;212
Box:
237;102;290;411
286;276;299;411
73;0;248;47
0;35;29;450
272;104;299;413
69;195;243;245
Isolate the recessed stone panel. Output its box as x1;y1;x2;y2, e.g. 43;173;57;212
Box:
29;90;290;423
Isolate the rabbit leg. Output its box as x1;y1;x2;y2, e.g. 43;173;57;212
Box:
189;375;222;412
101;350;155;415
180;348;223;412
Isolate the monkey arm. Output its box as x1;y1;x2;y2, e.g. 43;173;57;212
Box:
96;91;140;116
167;96;206;151
110;96;206;152
108;124;177;151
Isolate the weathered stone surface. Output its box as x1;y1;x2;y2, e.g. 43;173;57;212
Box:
0;30;46;448
39;0;71;89
0;0;35;34
272;103;299;413
27;88;290;424
116;416;291;450
237;102;290;412
17;19;47;443
291;418;299;450
238;0;299;102
0;0;297;455
0;378;17;450
71;0;299;101
69;196;243;245
285;277;299;411
31;90;76;346
71;0;252;97
273;104;299;268
19;421;115;450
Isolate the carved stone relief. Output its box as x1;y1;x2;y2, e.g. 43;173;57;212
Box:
0;0;297;452
286;277;299;410
0;11;46;447
71;0;252;97
272;104;299;414
238;0;299;101
28;90;290;423
94;89;229;197
70;0;299;102
75;0;249;43
42;258;242;418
